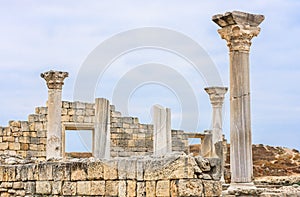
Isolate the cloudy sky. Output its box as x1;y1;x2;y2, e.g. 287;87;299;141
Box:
0;1;299;151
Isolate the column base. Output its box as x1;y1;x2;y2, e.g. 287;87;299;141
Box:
222;182;263;196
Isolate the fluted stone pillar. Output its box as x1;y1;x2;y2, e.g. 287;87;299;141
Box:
204;87;228;157
152;105;172;156
213;11;264;186
94;98;110;159
41;70;68;159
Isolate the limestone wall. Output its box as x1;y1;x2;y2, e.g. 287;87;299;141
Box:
0;101;189;160
0;154;222;196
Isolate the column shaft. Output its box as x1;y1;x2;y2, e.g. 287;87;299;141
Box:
230;51;252;182
94;98;111;159
46;89;63;158
153;105;172;156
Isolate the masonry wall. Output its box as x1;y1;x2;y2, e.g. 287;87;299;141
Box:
0;101;189;160
0;154;222;196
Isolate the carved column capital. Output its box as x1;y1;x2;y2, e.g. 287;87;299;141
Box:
217;25;260;52
205;87;228;107
41;70;69;89
213;11;264;52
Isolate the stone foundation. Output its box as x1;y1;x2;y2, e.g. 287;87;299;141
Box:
0;153;222;196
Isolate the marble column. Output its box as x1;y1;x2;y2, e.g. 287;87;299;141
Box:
94;98;111;159
41;70;68;159
152;105;172;156
204;87;228;157
212;11;264;186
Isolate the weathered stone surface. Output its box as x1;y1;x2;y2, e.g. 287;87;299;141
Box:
146;181;156;197
36;181;51;194
203;180;222;196
62;181;76;195
87;162;104;180
105;180;119;196
156;180;170;196
77;181;91;195
71;162;87;180
90;180;105;195
178;179;203;196
144;155;196;180
52;181;61;195
127;180;136;196
137;182;146;197
118;180;126;197
103;160;118;180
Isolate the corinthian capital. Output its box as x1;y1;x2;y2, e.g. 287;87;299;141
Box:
205;87;228;107
213;11;264;52
41;70;69;89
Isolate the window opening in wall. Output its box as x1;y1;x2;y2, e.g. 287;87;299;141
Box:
63;124;94;158
188;138;201;156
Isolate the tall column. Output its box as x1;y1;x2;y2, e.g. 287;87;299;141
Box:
94;98;111;159
212;11;264;186
204;87;228;157
152;105;172;156
41;70;68;159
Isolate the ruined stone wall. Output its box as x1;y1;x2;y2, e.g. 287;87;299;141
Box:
0;101;189;160
0;154;222;196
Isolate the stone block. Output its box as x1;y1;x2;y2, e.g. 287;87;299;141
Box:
24;182;36;194
3;166;16;181
90;181;105;195
2;137;14;142
20;121;29;131
136;160;144;181
74;101;86;109
62;181;76;195
34;122;43;131
156;180;170;196
170;180;178;197
202;180;222;196
105;180;119;196
0;142;8;150
144;155;196;180
118;180;126;197
61;115;70;122
137;182;146;197
71;162;87;181
19;137;30;143
67;109;75;115
87;162;104;180
146;181;156;197
62;101;70;108
77;181;91;195
53;163;71;181
20;143;29;150
127;180;136;196
103;160;118;180
38;163;53;180
12;182;23;189
0;182;12;188
52;181;61;195
178;179;203;196
37;130;46;138
15;190;25;196
29;144;37;150
36;181;51;194
8;142;20;150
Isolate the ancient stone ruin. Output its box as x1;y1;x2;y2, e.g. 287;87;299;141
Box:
0;10;299;197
